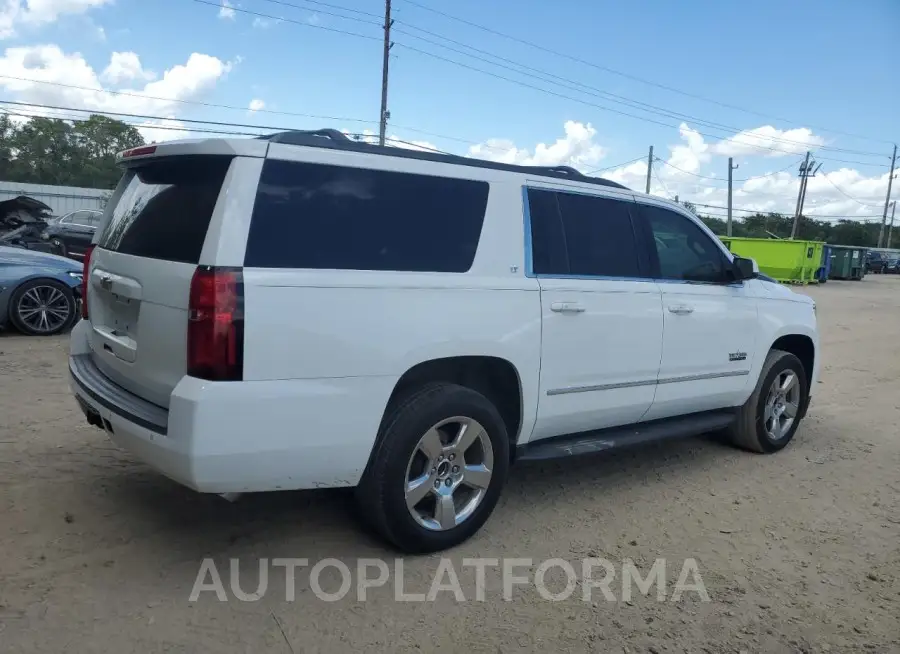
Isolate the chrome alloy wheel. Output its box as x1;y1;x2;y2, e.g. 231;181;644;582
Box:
16;284;72;334
404;416;494;531
763;370;801;441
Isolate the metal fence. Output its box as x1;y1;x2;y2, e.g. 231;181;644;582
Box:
0;180;110;215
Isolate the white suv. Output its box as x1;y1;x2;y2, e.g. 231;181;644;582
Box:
69;130;819;552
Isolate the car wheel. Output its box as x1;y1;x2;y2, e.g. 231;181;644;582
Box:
727;349;808;454
8;279;77;336
356;383;510;553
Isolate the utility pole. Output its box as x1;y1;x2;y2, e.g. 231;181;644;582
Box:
726;157;738;236
645;145;653;194
877;144;897;247
791;152;820;239
888;201;896;249
378;0;393;147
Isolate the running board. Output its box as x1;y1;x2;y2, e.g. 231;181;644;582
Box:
516;411;736;462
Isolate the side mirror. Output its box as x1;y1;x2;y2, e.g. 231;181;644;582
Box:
733;256;758;280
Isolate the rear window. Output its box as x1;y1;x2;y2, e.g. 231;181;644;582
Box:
98;155;232;264
244;159;489;272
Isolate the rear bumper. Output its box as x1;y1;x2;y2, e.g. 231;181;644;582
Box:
68;320;395;493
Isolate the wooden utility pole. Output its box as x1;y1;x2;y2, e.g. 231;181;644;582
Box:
645;145;654;194
888;201;896;249
378;0;393;146
877;144;897;247
727;157;738;236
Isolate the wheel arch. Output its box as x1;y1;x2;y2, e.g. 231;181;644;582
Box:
383;355;524;453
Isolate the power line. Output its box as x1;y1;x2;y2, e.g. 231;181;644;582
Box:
0;99;308;133
192;0;893;159
0;74;377;125
396;0;895;147
191;0;382;40
585;155;646;174
390;22;888;158
818;173;878;208
656;157;802;182
257;0;382;20
396;42;888;160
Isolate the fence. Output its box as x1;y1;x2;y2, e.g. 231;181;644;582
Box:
0;180;110;215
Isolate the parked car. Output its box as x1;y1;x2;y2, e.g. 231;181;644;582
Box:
68;130;820;553
0;245;82;335
42;209;104;259
865;250;888;274
884;257;900;274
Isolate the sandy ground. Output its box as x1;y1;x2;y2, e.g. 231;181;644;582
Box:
1;277;899;654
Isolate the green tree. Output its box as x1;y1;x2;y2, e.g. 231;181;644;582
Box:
0;114;144;189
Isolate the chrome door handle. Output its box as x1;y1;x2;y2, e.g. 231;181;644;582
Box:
550;302;585;313
668;304;694;315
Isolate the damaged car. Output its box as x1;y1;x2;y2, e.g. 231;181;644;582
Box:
0;195;63;255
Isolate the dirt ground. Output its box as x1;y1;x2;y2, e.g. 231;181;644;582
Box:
1;277;899;654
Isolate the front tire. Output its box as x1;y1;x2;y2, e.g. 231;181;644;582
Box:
727;349;808;453
357;383;510;553
8;279;77;336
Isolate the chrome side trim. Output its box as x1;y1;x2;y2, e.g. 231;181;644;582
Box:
547;378;657;396
547;370;749;396
657;370;749;385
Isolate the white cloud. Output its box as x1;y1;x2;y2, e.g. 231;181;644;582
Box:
0;44;234;117
248;97;264;112
218;0;235;20
252;15;283;29
101;51;155;85
137;117;191;143
467;121;890;220
1;0;113;38
467;120;606;170
712;125;825;158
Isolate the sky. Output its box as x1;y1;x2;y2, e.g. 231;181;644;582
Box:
0;0;897;222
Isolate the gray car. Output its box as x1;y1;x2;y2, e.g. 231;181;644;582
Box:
0;245;83;336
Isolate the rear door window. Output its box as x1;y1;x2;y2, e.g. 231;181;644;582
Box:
527;188;644;278
244;159;489;272
98;155;232;264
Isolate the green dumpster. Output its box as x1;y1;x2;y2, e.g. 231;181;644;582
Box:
718;237;826;284
827;245;867;280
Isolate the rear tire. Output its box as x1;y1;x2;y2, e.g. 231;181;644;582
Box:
356;383;510;553
727;349;808;453
8;279;77;336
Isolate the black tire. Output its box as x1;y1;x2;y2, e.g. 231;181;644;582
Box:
356;382;510;553
727;349;808;453
8;279;77;336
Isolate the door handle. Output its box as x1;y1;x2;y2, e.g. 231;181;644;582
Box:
550;302;585;313
668;304;694;315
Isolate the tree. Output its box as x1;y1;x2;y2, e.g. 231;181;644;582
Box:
0;114;144;189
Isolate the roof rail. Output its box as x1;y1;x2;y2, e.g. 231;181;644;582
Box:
257;129;630;191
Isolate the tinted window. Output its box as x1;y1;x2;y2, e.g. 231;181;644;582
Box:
98;156;231;264
641;205;729;282
528;190;642;277
245;160;489;272
59;215;72;225
526;189;567;275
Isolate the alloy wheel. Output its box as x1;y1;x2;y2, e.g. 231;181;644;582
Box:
404;416;494;531
16;285;72;334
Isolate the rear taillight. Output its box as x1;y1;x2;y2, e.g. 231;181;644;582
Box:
187;266;244;381
81;245;94;319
